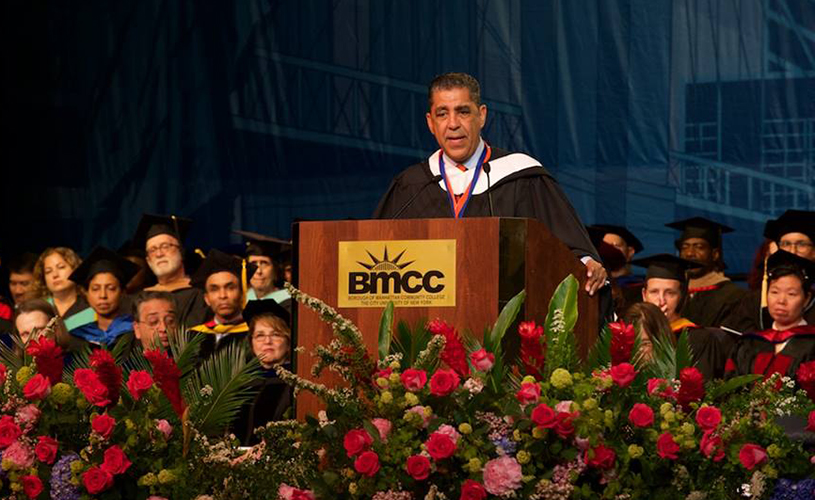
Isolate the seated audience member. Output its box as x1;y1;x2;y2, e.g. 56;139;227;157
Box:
587;225;640;319
621;302;673;362
233;299;293;445
67;247;140;347
234;230;292;312
8;253;39;306
134;214;208;329
726;250;815;380
189;249;257;358
132;291;178;351
12;299;83;356
631;254;730;380
724;210;815;333
33;247;90;323
665;217;746;327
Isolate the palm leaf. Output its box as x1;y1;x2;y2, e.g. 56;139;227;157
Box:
709;374;762;400
543;275;580;377
0;335;28;372
378;302;394;361
485;290;526;355
674;330;696;375
391;319;431;369
584;324;612;372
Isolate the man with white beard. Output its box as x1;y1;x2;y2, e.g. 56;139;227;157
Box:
133;214;208;330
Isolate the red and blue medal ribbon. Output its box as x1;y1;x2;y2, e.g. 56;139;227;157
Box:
439;145;491;218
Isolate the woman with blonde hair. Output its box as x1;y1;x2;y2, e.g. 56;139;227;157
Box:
33;247;90;323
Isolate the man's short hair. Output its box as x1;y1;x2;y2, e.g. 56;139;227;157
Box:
8;253;38;275
131;291;177;321
16;299;56;320
428;72;482;110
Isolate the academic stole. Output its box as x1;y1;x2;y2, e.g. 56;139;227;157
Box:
439;145;491;218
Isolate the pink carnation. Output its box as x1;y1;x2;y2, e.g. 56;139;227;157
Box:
2;440;35;469
156;419;173;439
15;404;41;431
371;418;392;442
278;483;316;500
483;455;523;495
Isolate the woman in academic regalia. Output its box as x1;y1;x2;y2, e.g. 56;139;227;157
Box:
726;250;815;380
66;247;140;348
32;247;90;323
233;299;293;445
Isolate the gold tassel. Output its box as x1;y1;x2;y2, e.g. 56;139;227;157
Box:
194;248;206;259
761;252;769;309
241;258;248;308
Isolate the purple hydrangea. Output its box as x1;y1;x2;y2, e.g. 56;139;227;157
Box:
492;436;517;455
50;453;81;500
770;478;815;500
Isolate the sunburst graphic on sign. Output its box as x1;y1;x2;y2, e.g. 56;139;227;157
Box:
357;247;415;271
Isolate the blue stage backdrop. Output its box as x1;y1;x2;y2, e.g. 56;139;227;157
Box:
2;0;814;276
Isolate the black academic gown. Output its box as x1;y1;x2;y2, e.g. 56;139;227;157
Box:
373;147;599;261
672;319;731;381
725;326;815;379
681;279;746;328
723;289;815;333
233;365;294;445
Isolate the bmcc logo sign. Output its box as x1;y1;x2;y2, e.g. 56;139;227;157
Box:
337;239;456;308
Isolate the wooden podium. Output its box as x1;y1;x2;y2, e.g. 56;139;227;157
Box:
292;217;598;418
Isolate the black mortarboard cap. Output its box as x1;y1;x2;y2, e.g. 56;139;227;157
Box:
69;246;140;287
586;226;627;273
232;229;292;260
665;217;734;250
190;249;257;289
767;249;815;289
764;210;815;244
588;224;644;254
133;213;193;249
242;298;291;328
630;253;702;282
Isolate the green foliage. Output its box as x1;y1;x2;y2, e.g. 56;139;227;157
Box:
378;302;394;361
645;329;696;380
390;318;432;370
585;324;612;372
543;275;580;378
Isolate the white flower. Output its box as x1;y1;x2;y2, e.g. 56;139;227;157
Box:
463;378;484;395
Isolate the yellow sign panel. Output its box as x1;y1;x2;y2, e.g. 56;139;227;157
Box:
338;240;456;308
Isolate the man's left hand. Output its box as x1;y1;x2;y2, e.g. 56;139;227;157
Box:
584;258;608;296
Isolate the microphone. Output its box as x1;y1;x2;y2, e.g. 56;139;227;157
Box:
392;174;444;219
483;163;495;216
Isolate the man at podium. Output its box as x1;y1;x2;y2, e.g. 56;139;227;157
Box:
373;72;606;295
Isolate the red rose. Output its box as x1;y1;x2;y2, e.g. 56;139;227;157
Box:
738;444;768;470
21;475;43;499
469;349;495;372
531;403;557;428
429;369;460;396
73;369;111;407
797;361;815;401
460;479;487;500
610;363;637;388
406;454;431;480
82;466;114;494
554;411;577;438
807;410;815;432
656;432;680;460
609;321;636;366
126;370;153;401
677;367;704;408
0;363;7;385
0;415;22;449
647;378;676;399
34;436;58;464
400;369;428;392
91;413;116;440
353;450;380;477
515;382;541;405
628;403;654;428
695;406;722;431
426;431;457;460
584;443;616;469
101;445;132;475
23;374;51;401
343;429;373;458
700;431;725;462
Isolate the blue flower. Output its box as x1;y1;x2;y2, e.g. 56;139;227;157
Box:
50;453;81;500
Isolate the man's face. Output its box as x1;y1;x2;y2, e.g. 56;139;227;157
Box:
679;237;718;277
145;234;184;279
14;311;50;344
248;255;274;294
778;232;815;261
251;319;289;367
87;272;123;318
203;272;242;322
426;87;487;164
9;272;36;305
642;278;683;322
133;298;177;349
602;233;634;262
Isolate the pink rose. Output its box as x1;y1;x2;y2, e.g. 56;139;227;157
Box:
700;431;724;462
610;363;637;388
482;455;522;495
371;418;392;442
469;349;495;371
738;444;768;470
531;403;557;428
91;413;116;440
278;484;316;500
406;454;431;480
407;406;431;428
3;440;35;469
126;370;154;401
628;403;654;428
695;406;722;431
34;436;58;464
0;415;22;448
429;369;460;396
436;424;461;444
354;450;380;477
101;445;132;475
555;400;573;413
426;432;457;460
156;419;173;439
23;373;51;401
515;382;541;405
16;404;41;431
343;429;373;457
400;369;428;392
657;432;680;460
460;479;487;500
